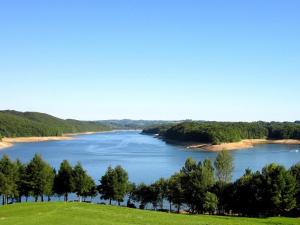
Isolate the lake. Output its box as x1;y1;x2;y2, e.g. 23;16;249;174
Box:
1;130;300;184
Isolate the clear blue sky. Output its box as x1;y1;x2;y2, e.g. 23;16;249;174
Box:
0;0;299;121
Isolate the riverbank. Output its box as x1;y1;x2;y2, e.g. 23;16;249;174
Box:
0;136;74;150
0;130;132;150
187;139;300;151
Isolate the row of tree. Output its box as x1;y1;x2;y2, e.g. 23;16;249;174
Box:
143;121;300;144
0;153;299;217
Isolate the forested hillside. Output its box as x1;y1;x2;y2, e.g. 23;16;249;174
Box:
0;110;111;138
97;119;178;130
143;121;300;144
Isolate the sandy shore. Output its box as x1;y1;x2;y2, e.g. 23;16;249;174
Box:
0;130;115;150
187;139;300;151
0;136;74;150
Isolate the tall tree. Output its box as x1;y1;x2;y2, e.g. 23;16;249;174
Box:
113;165;129;205
72;162;91;202
180;158;215;213
167;173;184;213
290;163;300;211
98;166;115;205
25;154;54;202
261;163;296;215
54;160;73;202
0;155;18;204
214;151;234;184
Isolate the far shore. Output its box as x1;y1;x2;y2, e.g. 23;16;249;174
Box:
187;139;300;151
0;131;108;150
0;130;140;150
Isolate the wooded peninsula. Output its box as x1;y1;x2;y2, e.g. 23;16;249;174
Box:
142;121;300;150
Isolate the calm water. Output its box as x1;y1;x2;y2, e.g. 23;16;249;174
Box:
1;130;300;183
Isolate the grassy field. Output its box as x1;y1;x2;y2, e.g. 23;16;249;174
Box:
0;202;299;225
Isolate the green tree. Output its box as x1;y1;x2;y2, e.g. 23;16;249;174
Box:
72;162;92;202
54;160;73;202
167;173;184;212
98;166;115;205
25;154;54;202
214;150;234;184
0;155;18;204
180;158;215;213
153;178;168;210
261;163;297;215
203;192;218;214
290;162;300;211
82;175;97;202
113;165;129;205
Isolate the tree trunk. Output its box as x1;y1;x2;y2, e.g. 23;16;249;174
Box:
177;205;180;213
41;195;44;202
48;196;51;202
64;193;68;202
109;198;112;205
35;196;38;202
25;196;28;202
169;201;172;212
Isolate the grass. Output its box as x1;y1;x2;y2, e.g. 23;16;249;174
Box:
0;202;299;225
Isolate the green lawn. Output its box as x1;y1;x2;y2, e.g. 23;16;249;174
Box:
0;202;299;225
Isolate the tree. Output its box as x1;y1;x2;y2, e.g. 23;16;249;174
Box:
0;155;18;204
98;166;115;205
203;192;218;214
232;169;263;216
54;160;73;202
214;150;234;184
113;165;129;205
153;178;168;210
167;173;184;212
180;158;215;213
15;159;28;202
82;175;97;202
25;154;54;202
290;163;300;211
260;163;297;216
72;162;92;202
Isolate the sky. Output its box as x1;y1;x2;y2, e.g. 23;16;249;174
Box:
0;0;299;121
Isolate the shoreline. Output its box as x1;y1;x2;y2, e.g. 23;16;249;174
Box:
187;139;300;151
0;131;106;150
0;129;141;150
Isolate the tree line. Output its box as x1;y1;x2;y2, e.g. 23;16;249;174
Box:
0;153;299;217
143;121;300;144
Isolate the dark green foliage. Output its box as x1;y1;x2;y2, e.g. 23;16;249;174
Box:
72;162;95;202
233;165;297;216
24;154;54;202
0;110;110;138
167;173;184;212
180;158;215;213
0;154;299;217
144;121;300;144
0;155;18;204
290;163;300;211
260;164;296;215
54;160;73;201
98;165;129;205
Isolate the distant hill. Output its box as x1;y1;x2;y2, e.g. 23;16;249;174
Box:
0;110;111;138
97;119;179;130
